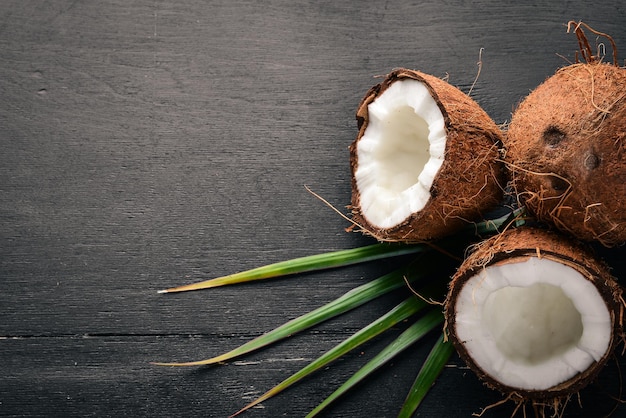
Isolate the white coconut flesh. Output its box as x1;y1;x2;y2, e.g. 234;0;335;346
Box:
355;79;447;229
454;256;612;391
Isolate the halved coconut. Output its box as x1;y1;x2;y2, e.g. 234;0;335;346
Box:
445;227;623;411
350;69;504;242
505;24;626;246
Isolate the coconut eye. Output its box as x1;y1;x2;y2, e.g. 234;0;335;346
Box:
584;153;600;170
550;175;569;191
542;126;566;147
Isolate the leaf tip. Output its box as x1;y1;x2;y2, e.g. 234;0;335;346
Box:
150;361;192;367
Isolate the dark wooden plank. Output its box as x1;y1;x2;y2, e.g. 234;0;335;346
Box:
1;331;623;417
1;1;626;416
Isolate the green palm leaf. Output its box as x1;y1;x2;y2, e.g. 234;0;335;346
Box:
158;207;525;294
230;294;435;416
397;333;454;418
306;308;444;417
152;261;437;367
158;242;430;293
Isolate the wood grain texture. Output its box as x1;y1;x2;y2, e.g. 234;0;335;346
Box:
1;1;626;416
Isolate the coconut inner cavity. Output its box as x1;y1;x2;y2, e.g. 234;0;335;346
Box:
454;257;612;391
355;79;446;229
483;283;583;365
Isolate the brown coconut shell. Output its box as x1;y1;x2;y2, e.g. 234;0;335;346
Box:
505;62;626;246
445;227;624;405
349;69;505;242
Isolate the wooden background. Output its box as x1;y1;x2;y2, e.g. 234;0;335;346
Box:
2;1;626;417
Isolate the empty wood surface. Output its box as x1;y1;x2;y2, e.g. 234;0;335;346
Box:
2;1;626;417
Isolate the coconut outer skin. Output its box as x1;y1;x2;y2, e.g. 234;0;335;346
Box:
505;63;626;246
445;227;623;402
350;69;505;242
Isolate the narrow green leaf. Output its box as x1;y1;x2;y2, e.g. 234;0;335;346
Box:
306;309;443;418
159;242;429;293
152;263;434;367
471;206;526;236
230;295;433;416
397;333;454;418
160;207;523;294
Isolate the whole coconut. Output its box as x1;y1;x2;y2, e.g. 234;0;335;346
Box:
506;23;626;246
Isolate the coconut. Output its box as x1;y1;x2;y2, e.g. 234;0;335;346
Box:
445;227;624;414
505;23;626;246
349;68;504;242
